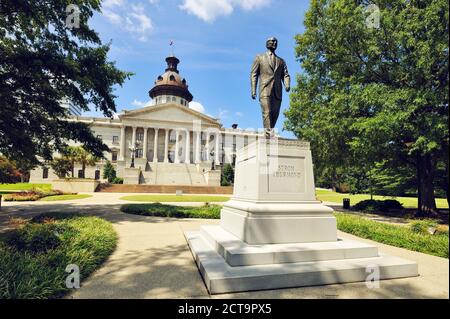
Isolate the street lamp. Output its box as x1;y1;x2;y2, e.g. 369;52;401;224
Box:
210;150;215;170
129;141;140;168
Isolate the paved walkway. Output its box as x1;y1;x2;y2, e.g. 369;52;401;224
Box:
0;195;448;299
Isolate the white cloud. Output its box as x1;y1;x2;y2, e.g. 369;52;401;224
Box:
235;111;243;117
189;101;206;113
101;1;153;41
125;5;153;41
179;0;271;22
132;99;153;107
217;108;229;120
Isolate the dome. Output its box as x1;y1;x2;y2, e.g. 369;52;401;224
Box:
148;56;193;103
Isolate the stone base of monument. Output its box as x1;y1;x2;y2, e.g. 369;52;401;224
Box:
185;139;418;294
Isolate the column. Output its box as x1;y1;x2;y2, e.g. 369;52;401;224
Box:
185;130;191;164
205;132;210;161
215;132;220;164
195;131;201;163
119;125;126;161
153;128;159;163
174;130;180;163
164;129;169;163
143;127;148;160
131;126;137;147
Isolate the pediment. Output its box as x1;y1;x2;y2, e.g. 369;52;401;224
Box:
119;103;220;126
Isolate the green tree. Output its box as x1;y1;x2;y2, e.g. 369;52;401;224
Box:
64;146;80;177
0;156;21;183
285;0;448;215
50;157;72;179
221;164;235;186
0;0;132;168
102;161;116;183
74;147;98;178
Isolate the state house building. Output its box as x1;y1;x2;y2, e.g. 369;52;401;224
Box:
30;56;266;186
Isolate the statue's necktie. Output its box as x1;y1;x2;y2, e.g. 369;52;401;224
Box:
269;52;276;68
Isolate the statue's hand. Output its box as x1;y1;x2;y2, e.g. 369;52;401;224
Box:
251;94;256;100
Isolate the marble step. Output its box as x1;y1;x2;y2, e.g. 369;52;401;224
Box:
185;230;419;295
200;225;379;266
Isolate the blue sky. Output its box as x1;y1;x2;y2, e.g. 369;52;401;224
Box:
86;0;310;138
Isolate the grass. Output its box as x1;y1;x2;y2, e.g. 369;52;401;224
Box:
0;183;51;192
335;212;448;258
121;202;222;219
0;213;117;299
316;189;449;209
39;194;93;202
120;195;230;202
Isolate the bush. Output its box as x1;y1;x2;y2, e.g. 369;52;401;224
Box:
6;223;62;253
336;213;448;258
121;202;221;219
221;164;234;186
351;199;404;212
0;213;117;299
410;219;439;235
112;177;123;184
3;189;68;201
103;161;116;183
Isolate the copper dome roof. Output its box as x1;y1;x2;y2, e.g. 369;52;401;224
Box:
148;56;193;102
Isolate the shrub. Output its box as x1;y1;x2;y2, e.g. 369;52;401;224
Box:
6;223;62;253
352;199;403;212
221;164;234;186
112;177;123;184
0;213;117;299
121;202;221;219
410;219;439;235
3;189;69;201
103;161;117;183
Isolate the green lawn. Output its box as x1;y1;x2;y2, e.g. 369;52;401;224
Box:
39;194;93;201
121;203;221;219
316;189;449;209
120;195;230;202
0;183;51;192
335;212;448;258
0;213;117;299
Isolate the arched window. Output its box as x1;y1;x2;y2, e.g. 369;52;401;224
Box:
169;75;176;81
157;75;163;81
172;96;176;102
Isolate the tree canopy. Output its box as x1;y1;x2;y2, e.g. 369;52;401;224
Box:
285;0;449;214
0;0;132;167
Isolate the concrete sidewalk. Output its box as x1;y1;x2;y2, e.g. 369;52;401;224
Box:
0;198;448;299
68;212;448;299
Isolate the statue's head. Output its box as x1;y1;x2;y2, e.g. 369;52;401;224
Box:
266;37;278;51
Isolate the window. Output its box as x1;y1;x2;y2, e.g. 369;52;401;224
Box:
136;149;143;158
95;170;100;180
137;133;144;142
43;168;49;179
112;151;118;162
113;136;119;144
78;169;83;178
172;96;176;102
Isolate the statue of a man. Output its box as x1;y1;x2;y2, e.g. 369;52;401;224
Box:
251;37;290;137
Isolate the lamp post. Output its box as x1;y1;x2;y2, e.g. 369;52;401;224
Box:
210;150;215;170
129;141;140;168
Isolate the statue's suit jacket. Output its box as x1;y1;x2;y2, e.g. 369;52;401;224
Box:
251;51;290;100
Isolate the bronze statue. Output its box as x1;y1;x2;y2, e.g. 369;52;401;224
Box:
251;37;290;137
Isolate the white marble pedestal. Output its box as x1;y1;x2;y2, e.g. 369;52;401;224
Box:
185;139;418;294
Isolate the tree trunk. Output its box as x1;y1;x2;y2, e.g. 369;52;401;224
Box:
71;160;75;177
82;163;85;179
417;153;438;215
